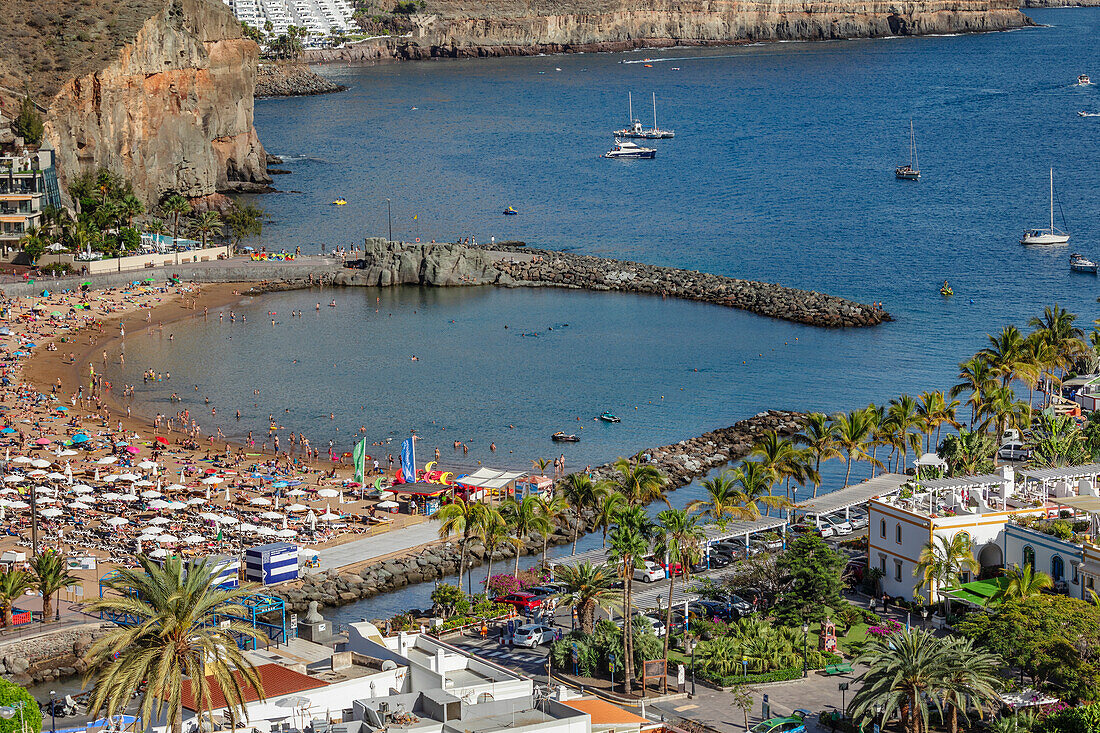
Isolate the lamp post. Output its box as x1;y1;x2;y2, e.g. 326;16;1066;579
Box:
688;638;696;696
921;607;930;629
801;622;809;678
0;701;28;733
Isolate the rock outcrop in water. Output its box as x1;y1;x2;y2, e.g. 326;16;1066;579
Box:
307;0;1029;63
337;240;890;328
6;0;270;205
255;63;346;98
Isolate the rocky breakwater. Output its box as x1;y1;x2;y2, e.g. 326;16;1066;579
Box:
0;622;110;686
336;240;889;328
255;63;346;98
275;409;804;614
38;0;271;204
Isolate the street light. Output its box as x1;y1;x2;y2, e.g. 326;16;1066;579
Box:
688;638;696;696
0;701;28;733
801;622;810;678
921;607;930;629
467;560;474;598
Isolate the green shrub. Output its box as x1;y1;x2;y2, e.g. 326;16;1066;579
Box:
1036;704;1100;733
0;678;42;733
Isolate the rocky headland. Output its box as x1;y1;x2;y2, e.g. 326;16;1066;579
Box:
307;0;1030;64
276;410;804;613
255;63;346;98
1;0;270;206
337;240;890;328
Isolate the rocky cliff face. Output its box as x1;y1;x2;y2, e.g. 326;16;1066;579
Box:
42;0;269;205
311;0;1029;62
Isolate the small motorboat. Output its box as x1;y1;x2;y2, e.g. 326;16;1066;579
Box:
331;199;347;205
598;412;621;423
1079;111;1100;117
1071;253;1098;273
551;431;580;442
603;140;656;159
503;207;518;216
1078;74;1091;86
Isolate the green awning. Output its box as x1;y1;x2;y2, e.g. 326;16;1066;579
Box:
941;577;1012;608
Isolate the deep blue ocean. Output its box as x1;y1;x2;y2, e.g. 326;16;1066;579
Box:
107;9;1100;618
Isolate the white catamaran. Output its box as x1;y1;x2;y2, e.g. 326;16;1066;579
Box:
1021;168;1070;245
614;92;675;139
895;120;920;180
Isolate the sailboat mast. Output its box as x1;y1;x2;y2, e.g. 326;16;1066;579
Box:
910;120;917;170
1050;168;1055;233
653;92;658;131
628;92;633;123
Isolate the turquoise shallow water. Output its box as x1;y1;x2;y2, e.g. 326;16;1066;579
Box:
107;9;1100;618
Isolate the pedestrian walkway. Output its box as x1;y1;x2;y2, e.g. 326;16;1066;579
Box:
314;519;439;571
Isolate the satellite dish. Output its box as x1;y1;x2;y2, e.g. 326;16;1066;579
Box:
381;660;398;671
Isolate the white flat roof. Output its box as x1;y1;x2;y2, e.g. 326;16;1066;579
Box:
1018;464;1100;482
795;473;908;516
458;468;527;490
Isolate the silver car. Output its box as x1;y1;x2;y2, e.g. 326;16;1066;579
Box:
512;623;556;648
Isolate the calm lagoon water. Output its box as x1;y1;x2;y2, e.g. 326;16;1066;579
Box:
109;8;1100;618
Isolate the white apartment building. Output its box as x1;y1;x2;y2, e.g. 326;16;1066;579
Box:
223;0;354;40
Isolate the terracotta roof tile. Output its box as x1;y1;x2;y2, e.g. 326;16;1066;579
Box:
181;663;329;712
563;699;649;725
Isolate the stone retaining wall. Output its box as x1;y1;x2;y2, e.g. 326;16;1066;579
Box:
337;240;889;328
0;622;109;686
276;409;804;615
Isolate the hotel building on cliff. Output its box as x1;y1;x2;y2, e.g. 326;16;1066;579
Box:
224;0;355;39
0;146;61;250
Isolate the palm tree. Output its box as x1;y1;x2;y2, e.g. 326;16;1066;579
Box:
914;534;976;612
916;391;954;455
560;473;605;553
608;518;651;695
535;493;567;564
84;557;266;733
0;569;32;626
147;219;169;237
795;413;842;498
832;408;883;486
731;461;789;516
553;561;621;634
118;194;145;228
688;463;788;524
990;564;1053;605
951;356;997;426
29;549;78;622
847;628;949;733
939;637;1003;733
1028;304;1086;379
981;326;1028;388
480;507;519;585
750;432;799;500
531;457;551;474
939;430;996;477
189;211;222;248
161;194;192;253
592;490;626;548
500;496;550;575
611;456;668;507
1021;334;1057;407
653;508;703;666
224;203;265;254
433;498;488;593
888;395;923;473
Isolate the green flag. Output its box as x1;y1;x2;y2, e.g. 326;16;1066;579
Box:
352;439;366;484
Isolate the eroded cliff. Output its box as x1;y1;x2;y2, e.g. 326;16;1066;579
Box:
310;0;1030;63
0;0;269;205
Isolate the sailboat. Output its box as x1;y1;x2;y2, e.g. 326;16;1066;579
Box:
1021;168;1070;245
895;120;920;180
613;92;675;139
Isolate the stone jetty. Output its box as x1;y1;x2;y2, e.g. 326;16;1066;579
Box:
276;410;804;614
336;240;889;328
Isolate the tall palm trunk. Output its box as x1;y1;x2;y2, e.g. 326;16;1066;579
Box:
514;539;523;576
42;591;53;621
844;456;853;487
623;571;635;694
812;457;822;498
458;528;470;593
542;532;549;565
662;571;676;673
572;519;580;554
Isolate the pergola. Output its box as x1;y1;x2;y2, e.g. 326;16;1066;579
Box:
794;473;908;520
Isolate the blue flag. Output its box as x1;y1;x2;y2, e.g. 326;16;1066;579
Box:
400;437;416;482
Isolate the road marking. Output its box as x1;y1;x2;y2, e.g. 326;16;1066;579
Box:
673;705;699;712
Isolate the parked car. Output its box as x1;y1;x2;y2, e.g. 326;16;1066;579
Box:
634;560;666;583
826;515;853;536
848;510;869;530
817;522;837;539
658;558;685;576
493;592;544;613
721;593;755;617
633;613;667;637
691;552;732;573
710;541;747;559
526;585;560;602
753;535;784;552
844;558;868;583
688;599;737;622
998;441;1031;461
512;623;556;647
750;718;806;733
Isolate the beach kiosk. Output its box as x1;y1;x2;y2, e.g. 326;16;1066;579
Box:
245;542;298;586
205;554;242;589
391;483;451;516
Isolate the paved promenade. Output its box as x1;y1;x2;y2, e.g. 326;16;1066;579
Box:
313;519;439;571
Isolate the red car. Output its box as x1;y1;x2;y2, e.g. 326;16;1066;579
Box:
493;592;544;613
659;559;684;576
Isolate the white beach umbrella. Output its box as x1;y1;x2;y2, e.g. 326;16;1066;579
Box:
149;517;171;525
47;472;66;481
134;480;155;487
102;474;120;482
157;534;178;544
198;512;220;521
30;459;51;469
259;527;279;537
73;484;94;493
141;490;163;499
149;548;168;558
275;528;296;538
201;476;222;485
250;497;272;506
216;515;238;525
287;488;306;497
317;488;339;498
118;473;140;482
167;501;186;510
56;450;78;457
36;486;57;495
67;501;91;510
39;507;64;518
138;461;158;470
100;492;121;501
35;497;56;505
11;457;32;464
105;517;129;526
116;494;138;502
238;522;259;533
139;528;162;538
319;512;341;521
97;456;117;465
260;511;284;520
183;534;206;544
27;470;47;478
286;503;307;512
3;475;24;483
0;488;15;495
7;500;29;509
186;497;206;506
164;484;186;492
148;499;171;510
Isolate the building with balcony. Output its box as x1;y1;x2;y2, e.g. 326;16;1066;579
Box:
0;147;61;249
868;464;1100;601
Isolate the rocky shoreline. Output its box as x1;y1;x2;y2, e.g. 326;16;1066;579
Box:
0;623;108;687
255;63;346;98
336;240;890;328
274;409;804;614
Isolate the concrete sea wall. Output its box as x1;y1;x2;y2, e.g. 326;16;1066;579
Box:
276;409;804;614
337;240;890;328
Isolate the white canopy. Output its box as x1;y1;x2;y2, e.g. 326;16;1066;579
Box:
457;467;527;490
